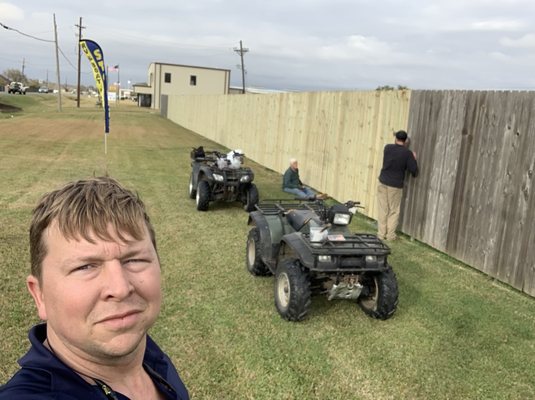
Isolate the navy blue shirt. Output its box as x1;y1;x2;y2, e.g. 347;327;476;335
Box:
0;323;189;400
378;143;418;188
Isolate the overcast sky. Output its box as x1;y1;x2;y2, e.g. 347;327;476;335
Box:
2;0;535;91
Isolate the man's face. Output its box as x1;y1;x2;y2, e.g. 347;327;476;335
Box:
291;161;298;170
27;222;162;362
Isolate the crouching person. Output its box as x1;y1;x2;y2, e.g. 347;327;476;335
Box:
0;176;189;400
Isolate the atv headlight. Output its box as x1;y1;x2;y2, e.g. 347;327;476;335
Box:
365;255;378;268
240;175;251;183
333;213;351;225
365;255;377;263
328;204;353;225
213;173;224;182
318;255;332;263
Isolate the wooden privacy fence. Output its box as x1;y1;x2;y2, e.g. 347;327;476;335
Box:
164;89;535;297
166;90;411;218
402;90;535;296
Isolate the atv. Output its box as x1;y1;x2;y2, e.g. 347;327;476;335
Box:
246;199;398;321
188;146;259;212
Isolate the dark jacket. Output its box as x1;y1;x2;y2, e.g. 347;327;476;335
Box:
379;143;418;188
0;324;189;400
282;167;302;189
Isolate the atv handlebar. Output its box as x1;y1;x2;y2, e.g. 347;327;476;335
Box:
289;198;364;210
344;200;363;209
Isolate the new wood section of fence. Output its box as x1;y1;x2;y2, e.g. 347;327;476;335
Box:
166;90;411;218
165;90;535;297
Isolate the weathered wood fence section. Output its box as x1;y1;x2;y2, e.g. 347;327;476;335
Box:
401;90;535;296
165;89;535;297
166;90;410;218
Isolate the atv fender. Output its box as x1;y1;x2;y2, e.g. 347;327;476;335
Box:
279;232;315;269
248;212;274;266
190;163;204;188
199;165;216;180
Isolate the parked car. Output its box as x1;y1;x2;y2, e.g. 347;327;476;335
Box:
38;87;50;93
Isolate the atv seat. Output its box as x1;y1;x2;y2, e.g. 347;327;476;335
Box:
191;146;205;160
286;210;320;232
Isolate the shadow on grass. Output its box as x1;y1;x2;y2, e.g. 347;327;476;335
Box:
0;102;22;113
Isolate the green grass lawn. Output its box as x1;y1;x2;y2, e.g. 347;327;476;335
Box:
1;93;534;399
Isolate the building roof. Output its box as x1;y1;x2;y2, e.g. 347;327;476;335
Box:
229;86;289;94
151;62;230;73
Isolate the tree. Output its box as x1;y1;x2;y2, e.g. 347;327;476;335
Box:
376;85;395;91
376;85;410;91
27;78;40;92
3;68;27;83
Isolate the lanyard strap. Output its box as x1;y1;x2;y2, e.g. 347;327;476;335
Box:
91;364;179;400
93;378;119;400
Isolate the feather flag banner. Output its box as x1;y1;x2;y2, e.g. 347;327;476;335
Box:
80;39;110;134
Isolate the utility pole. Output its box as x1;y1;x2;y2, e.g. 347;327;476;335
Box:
21;58;25;79
75;17;86;108
53;13;62;112
234;40;249;94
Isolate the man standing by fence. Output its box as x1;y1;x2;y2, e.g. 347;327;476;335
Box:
377;130;418;241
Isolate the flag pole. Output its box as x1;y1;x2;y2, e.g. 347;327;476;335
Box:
80;39;110;158
105;65;108;155
116;66;120;105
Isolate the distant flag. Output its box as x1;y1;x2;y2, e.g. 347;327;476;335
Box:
109;65;119;72
79;39;110;152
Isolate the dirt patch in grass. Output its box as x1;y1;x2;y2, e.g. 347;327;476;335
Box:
0;102;22;113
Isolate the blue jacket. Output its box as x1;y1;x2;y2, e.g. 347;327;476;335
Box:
378;143;418;188
0;324;189;400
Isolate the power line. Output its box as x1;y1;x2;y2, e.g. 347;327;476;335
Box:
0;21;54;43
1;20;77;72
58;47;77;71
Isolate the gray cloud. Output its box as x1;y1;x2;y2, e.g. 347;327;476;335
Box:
2;0;535;91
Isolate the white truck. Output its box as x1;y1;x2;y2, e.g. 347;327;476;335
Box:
8;82;27;95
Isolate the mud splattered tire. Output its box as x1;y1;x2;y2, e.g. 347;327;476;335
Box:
358;265;398;320
196;180;210;211
243;183;259;212
246;227;271;276
274;259;311;321
188;173;196;199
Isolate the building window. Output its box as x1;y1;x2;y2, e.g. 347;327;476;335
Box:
190;75;197;86
164;73;171;83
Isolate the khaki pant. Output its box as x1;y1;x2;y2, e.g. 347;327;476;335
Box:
377;183;402;240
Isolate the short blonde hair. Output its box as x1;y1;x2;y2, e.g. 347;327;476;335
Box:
29;176;156;282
